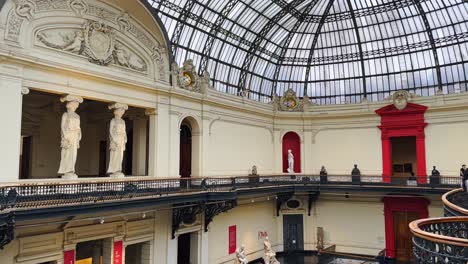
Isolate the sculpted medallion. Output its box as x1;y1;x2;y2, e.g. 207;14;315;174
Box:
392;90;411;110
279;88;303;112
82;21;115;65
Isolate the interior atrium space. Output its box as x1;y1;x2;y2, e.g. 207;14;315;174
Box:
0;0;467;263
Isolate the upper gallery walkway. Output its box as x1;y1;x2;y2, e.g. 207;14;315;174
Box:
0;174;460;219
442;188;468;216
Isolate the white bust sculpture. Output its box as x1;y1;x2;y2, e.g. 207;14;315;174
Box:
263;237;279;264
58;95;83;179
234;245;248;264
287;149;294;173
107;103;128;178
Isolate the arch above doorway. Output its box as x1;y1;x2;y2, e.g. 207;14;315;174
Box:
376;103;428;183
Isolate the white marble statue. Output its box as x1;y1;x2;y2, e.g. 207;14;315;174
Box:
63;31;84;53
58;95;83;179
263;237;280;264
234;245;248;264
107;103;128;178
287;149;294;173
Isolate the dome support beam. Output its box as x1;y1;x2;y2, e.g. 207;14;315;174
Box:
413;0;443;92
271;0;321;97
303;0;335;97
199;0;239;77
238;0;308;95
170;0;196;60
345;0;367;100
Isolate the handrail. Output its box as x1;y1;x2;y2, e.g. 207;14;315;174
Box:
442;188;468;215
409;217;468;247
0;174;459;212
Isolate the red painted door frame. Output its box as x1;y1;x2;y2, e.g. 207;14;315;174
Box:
282;132;301;173
383;197;429;259
375;103;428;183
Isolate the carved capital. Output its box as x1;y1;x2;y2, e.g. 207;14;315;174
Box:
21;87;29;95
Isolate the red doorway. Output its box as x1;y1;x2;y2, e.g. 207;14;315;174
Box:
375;103;428;183
383;197;429;261
282;132;301;173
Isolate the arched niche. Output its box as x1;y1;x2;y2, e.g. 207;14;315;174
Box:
179;116;201;178
282;131;301;173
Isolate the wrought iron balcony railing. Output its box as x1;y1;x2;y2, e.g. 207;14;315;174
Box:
0;174;459;212
442;188;468;216
410;217;468;264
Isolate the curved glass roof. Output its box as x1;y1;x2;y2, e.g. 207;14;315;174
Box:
148;0;468;104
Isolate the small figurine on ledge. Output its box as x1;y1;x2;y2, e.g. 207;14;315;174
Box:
235;245;248;264
263;237;280;264
320;166;327;176
287;149;294;173
351;164;361;185
250;165;258;176
431;166;440;185
320;166;328;184
351;164;361;176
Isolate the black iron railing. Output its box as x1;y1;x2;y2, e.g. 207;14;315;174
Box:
410;217;468;264
442;188;468;216
0;175;460;212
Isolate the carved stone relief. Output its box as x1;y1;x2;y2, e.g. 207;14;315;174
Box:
36;21;148;72
5;0;169;81
272;88;305;112
172;59;201;92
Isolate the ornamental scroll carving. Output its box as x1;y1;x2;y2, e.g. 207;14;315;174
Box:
5;0;169;81
272;88;305;112
36;21;147;72
172;59;213;93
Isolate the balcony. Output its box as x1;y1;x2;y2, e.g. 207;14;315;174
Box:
0;175;459;215
410;217;468;263
443;188;468;216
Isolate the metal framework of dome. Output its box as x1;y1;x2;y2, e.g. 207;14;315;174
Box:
148;0;468;104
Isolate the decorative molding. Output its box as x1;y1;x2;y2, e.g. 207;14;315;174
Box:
15;0;35;20
204;200;237;232
276;192;294;217
265;126;274;142
208;117;221;135
6;10;24;42
144;108;156;116
21;87;30;95
36;21;147;72
172;204;204;239
0;213;15;249
69;0;87;16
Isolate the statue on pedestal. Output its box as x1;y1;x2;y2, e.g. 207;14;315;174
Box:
107;103;128;178
351;164;361;176
263;237;279;264
320;166;327;176
58;95;83;179
287;149;294;173
234;245;248;264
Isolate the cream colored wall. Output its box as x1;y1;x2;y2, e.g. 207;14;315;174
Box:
313;196;386;256
206;121;274;176
207;201;278;263
309;127;382;175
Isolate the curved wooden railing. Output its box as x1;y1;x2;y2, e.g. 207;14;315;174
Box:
442;188;468;216
410;217;468;263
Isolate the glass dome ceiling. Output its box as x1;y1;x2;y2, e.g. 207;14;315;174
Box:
148;0;468;104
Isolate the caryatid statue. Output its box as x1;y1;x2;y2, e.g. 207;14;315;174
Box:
58;95;83;179
263;236;280;264
107;103;128;178
287;149;294;173
234;245;248;264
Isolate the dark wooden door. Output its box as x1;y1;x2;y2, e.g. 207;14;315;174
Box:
283;214;304;252
394;211;419;263
179;124;192;178
177;233;191;264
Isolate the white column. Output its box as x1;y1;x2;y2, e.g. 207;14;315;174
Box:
153;210;170;264
166;236;178;264
0;75;26;182
146;109;157;177
132;117;148;176
156;103;170;177
200;231;209;264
